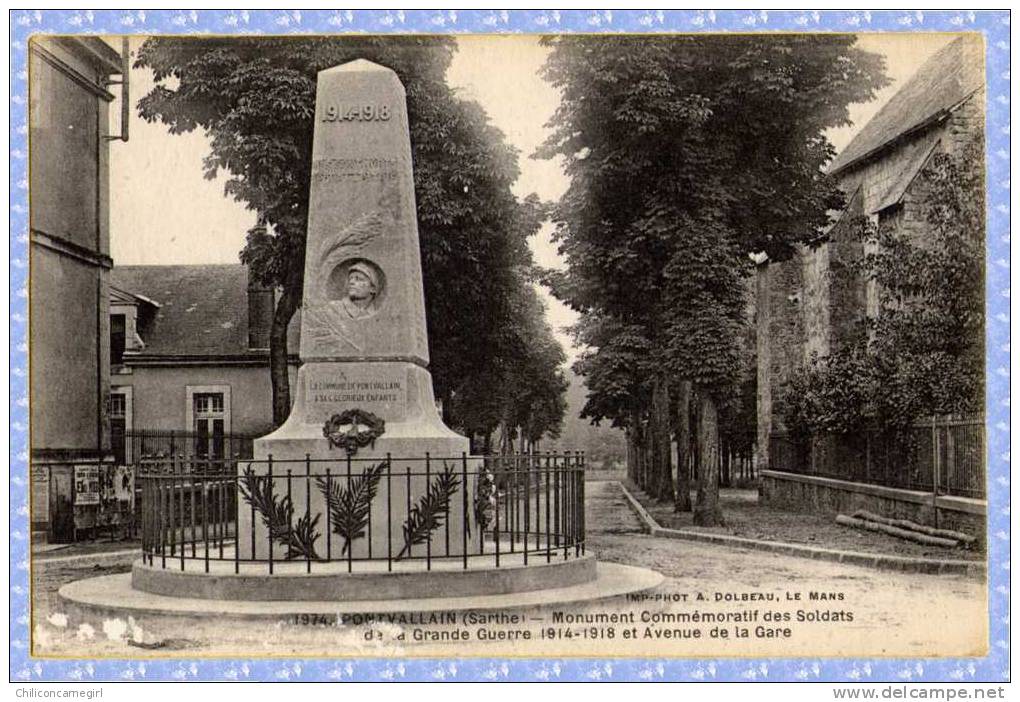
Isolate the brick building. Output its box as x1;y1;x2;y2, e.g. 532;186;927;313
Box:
754;35;985;466
109;264;299;462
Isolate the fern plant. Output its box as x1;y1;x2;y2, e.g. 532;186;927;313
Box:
397;464;460;559
238;466;321;561
316;461;386;555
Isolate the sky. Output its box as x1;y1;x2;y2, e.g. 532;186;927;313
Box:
108;33;956;360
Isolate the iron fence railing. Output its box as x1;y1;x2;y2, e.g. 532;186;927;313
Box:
769;416;985;500
138;452;586;573
110;429;256;464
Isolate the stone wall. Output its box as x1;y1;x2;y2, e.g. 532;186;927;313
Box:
765;256;803;432
761;91;984;433
827;194;868;353
760;470;986;539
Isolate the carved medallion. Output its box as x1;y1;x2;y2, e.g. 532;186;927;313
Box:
322;409;386;456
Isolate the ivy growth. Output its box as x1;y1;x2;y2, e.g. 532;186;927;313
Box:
781;140;985;436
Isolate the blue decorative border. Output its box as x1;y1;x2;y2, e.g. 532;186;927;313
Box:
9;9;1009;682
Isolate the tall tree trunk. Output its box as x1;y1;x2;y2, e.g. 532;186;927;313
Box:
674;381;693;512
650;375;673;502
629;407;646;489
625;426;637;483
628;407;642;486
642;415;653;491
693;391;725;526
754;260;772;474
269;275;302;427
498;419;513;454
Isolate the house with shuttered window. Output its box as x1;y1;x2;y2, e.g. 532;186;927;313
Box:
108;264;300;462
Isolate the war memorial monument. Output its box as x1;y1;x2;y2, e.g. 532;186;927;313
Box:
60;59;661;619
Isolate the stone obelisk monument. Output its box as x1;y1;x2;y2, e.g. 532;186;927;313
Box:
240;60;475;562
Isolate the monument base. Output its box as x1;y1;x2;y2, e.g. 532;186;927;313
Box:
59;560;664;621
238;361;480;562
131;550;597;602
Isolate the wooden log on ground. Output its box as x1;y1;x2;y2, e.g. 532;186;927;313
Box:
835;514;960;548
851;510;977;545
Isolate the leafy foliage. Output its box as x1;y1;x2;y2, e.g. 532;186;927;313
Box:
499;281;570;445
538;35;889;423
538;35;887;519
863;144;985;427
238;466;321;560
316;461;386;555
568;314;653;427
782;345;873;439
397;464;460;559
783;141;985;434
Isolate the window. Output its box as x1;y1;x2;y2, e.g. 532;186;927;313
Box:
185;386;231;461
193;392;225;459
194;393;224;415
108;393;126;418
109;391;127;464
110;314;126;365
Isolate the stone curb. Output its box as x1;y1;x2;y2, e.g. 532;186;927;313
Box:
60;562;665;620
615;481;985;578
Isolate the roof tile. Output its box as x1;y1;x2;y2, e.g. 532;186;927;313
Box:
829;36;983;175
110;264;301;357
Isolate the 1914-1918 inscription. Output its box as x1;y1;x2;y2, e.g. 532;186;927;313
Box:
321;103;391;121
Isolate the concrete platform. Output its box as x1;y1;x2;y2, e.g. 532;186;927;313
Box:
133;550;598;601
59;561;663;620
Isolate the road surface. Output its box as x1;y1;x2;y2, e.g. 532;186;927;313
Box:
28;481;986;659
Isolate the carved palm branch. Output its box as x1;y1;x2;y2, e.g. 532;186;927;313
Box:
318;210;384;262
397;464;460;560
315;461;386;555
239;466;321;561
303;304;364;352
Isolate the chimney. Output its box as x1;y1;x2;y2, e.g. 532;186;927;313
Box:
247;267;274;351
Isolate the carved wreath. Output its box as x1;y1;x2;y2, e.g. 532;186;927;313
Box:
323;409;386;456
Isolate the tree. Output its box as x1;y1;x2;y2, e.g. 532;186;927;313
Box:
503;285;571;452
864;141;985;427
450;269;569;453
135;37;548;430
539;35;888;523
565;313;653;484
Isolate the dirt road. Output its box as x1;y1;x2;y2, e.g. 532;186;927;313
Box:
30;481;986;659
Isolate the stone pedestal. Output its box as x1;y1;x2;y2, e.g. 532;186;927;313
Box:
239;59;477;562
240;362;476;562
